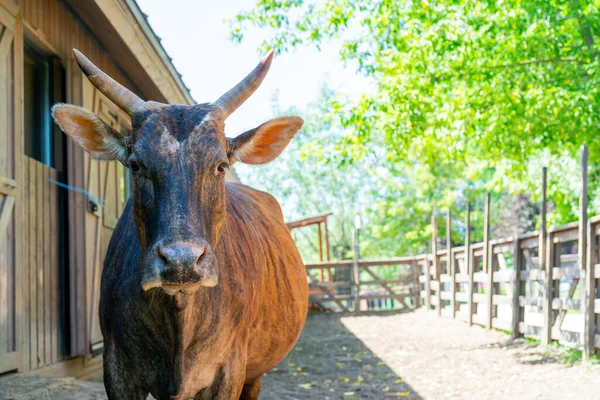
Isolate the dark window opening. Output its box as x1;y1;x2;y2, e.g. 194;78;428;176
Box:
24;40;70;357
23;42;64;168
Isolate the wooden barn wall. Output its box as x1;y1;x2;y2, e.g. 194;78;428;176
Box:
0;2;22;375
22;157;64;370
0;0;134;372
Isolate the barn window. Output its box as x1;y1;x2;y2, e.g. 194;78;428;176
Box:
23;42;64;167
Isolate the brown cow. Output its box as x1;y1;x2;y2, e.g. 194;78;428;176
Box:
52;49;308;400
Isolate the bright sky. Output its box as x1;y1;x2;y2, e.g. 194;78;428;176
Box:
136;0;371;136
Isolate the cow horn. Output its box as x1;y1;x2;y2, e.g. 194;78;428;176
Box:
214;50;274;118
73;49;145;115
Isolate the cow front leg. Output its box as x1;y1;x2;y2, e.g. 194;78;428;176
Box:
103;344;148;400
239;378;261;400
195;359;247;400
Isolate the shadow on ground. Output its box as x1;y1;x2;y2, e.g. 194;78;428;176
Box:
261;311;422;400
478;338;563;365
0;311;420;400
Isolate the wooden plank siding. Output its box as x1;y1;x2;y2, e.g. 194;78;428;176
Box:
0;2;20;375
16;0;134;361
0;0;193;375
21;157;63;370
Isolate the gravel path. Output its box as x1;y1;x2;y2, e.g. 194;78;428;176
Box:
2;308;599;399
262;309;600;399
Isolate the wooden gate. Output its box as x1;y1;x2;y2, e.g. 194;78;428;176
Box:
0;4;20;374
306;257;420;312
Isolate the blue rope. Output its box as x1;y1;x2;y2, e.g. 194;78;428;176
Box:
48;178;105;207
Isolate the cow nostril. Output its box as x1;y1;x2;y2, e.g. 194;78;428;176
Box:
194;247;206;265
156;243;206;268
157;246;170;265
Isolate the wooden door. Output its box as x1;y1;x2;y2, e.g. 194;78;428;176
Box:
69;75;130;355
22;157;64;370
0;5;20;374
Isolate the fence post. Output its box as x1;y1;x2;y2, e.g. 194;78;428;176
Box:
432;215;440;316
447;209;454;318
580;146;594;360
483;193;494;330
540;167;552;346
511;225;522;339
466;201;474;326
424;256;431;311
353;224;361;314
413;259;421;308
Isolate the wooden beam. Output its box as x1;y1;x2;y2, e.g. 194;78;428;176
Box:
447;210;456;318
540;167;553;346
14;11;24;372
74;0;193;104
306;274;349;312
511;229;523;339
324;220;331;262
324;220;332;280
0;176;18;197
0;195;14;234
432;215;441;316
286;212;333;229
411;260;420;308
0;0;19;16
361;266;410;309
424;259;432;311
483;193;494;330
317;222;323;262
317;222;324;281
580;146;595;360
352;225;360;314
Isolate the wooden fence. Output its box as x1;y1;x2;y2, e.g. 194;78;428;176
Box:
305;257;421;312
305;146;598;359
418;146;599;360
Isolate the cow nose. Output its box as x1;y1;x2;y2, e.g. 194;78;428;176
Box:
157;242;205;271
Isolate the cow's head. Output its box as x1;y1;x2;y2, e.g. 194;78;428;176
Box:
52;49;302;296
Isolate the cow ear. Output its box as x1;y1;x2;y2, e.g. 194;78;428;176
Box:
227;116;303;165
52;104;128;163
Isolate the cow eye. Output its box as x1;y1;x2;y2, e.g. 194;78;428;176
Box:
129;160;141;173
216;161;229;174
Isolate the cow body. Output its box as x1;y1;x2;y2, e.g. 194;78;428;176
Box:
100;183;308;399
53;48;307;399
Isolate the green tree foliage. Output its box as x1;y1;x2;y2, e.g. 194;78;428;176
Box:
239;89;483;260
232;0;600;256
237;89;385;261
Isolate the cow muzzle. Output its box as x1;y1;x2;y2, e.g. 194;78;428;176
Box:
141;240;218;294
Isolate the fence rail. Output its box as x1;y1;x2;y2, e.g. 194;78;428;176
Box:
418;217;600;348
303;146;598;358
305;257;420;312
416;147;599;360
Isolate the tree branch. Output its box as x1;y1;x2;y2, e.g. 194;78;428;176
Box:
484;58;583;70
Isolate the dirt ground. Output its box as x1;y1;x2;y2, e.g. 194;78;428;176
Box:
261;309;600;400
2;309;599;399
